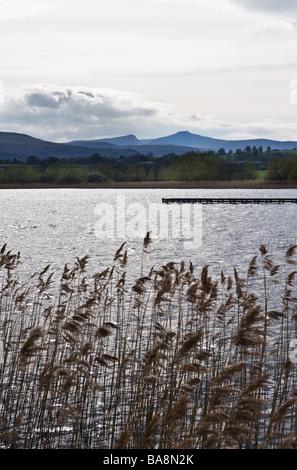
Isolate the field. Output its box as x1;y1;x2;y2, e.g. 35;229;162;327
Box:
1;238;297;449
255;170;268;180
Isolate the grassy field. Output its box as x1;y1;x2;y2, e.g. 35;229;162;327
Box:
1;238;297;449
256;170;268;180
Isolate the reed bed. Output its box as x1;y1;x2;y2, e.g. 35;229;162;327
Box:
1;237;297;449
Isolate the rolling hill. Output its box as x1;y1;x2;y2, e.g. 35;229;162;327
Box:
145;131;297;152
1;130;297;161
68;131;297;153
0;132;142;160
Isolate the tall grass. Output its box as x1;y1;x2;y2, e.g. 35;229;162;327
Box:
0;237;297;449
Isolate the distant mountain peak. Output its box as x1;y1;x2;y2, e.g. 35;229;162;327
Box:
1;129;297;161
175;131;195;136
99;134;139;146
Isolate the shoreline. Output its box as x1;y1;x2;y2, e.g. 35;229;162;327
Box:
1;180;297;190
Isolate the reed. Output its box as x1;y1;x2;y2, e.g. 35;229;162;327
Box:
0;239;297;449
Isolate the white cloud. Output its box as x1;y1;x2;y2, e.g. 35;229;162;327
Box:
0;0;59;21
0;84;173;140
233;0;297;14
1;1;297;143
1;84;297;143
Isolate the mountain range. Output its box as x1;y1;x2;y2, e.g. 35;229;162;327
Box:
1;130;297;160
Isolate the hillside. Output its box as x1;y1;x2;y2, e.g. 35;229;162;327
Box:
67;131;297;153
146;131;297;152
0;132;141;160
1;130;297;161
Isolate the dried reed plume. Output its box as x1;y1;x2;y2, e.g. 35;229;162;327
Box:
0;241;297;449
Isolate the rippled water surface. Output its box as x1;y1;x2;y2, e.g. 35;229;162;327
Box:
1;187;297;449
1;187;297;280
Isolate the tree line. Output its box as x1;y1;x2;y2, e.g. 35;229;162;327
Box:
265;156;297;181
1;147;297;184
0;151;259;184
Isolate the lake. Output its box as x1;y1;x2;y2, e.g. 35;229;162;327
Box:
1;187;297;282
1;186;297;449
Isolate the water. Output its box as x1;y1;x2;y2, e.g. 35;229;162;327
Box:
1;187;297;280
1;187;297;448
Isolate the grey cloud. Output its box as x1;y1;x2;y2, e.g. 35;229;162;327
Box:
18;85;158;117
235;0;297;13
26;92;64;109
24;86;76;109
0;84;166;141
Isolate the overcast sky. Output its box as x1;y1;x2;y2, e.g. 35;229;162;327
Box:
1;0;297;142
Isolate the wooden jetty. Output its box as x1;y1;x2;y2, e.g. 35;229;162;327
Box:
162;197;297;205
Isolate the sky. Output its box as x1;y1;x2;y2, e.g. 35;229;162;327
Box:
0;0;297;142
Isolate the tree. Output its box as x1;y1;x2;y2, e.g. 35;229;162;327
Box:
245;146;252;158
41;157;60;167
87;173;107;183
1;165;40;184
26;156;41;166
252;146;258;158
56;165;88;184
96;163;114;180
235;149;244;161
265;158;292;181
239;162;257;180
41;166;59;183
125;164;147;181
146;168;156;181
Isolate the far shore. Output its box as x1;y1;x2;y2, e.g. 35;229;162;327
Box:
1;180;297;190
